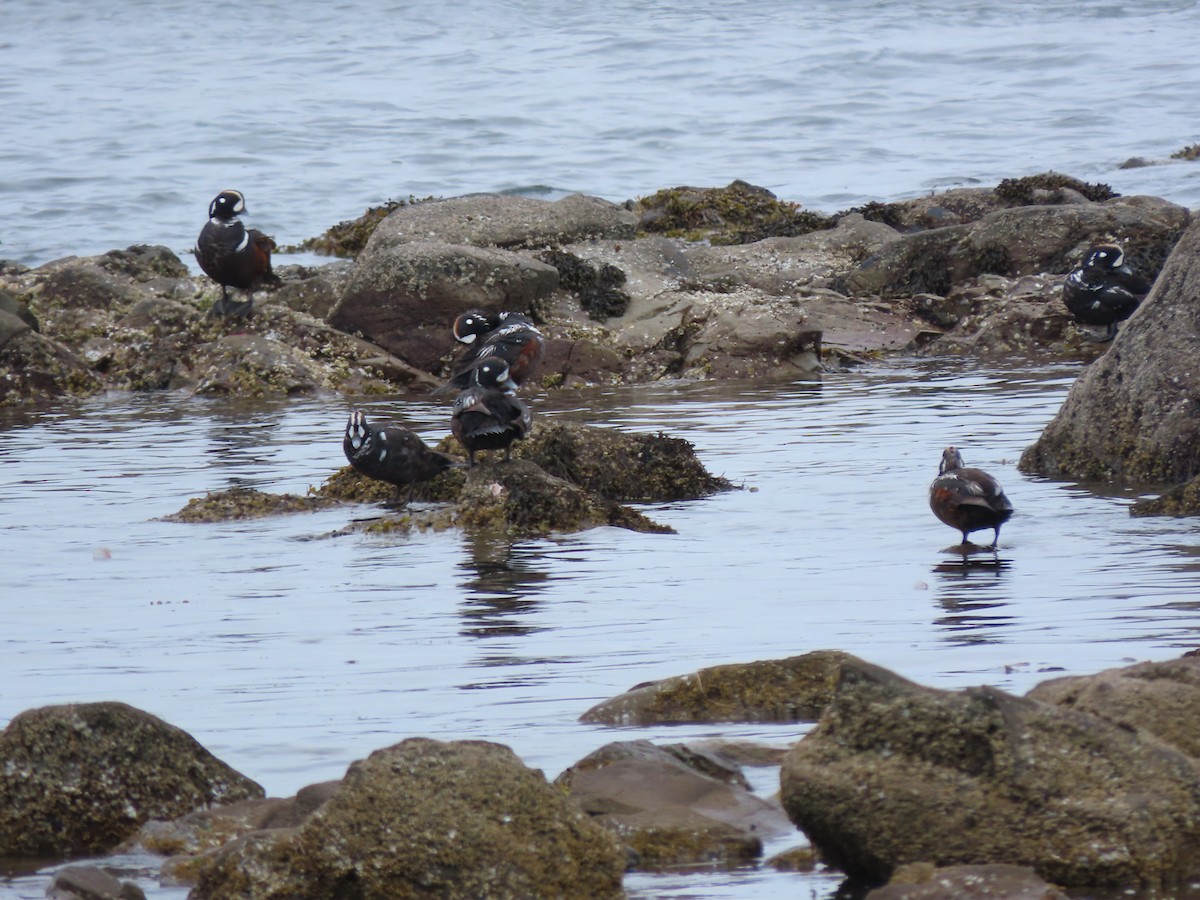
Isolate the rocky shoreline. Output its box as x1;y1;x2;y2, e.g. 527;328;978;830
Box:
10;650;1200;899
4;172;1199;521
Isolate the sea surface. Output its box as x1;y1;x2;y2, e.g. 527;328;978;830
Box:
3;2;1200;899
3;0;1200;268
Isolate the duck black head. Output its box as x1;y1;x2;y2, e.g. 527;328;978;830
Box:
939;446;964;475
472;355;517;393
1083;243;1124;271
452;310;497;345
208;190;247;221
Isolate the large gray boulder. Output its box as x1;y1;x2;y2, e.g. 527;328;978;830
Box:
0;702;263;857
780;658;1200;889
1026;654;1200;759
364;193;638;255
1020;215;1200;483
328;240;558;371
190;738;626;900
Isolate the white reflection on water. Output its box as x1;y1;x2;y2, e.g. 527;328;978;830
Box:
2;356;1200;898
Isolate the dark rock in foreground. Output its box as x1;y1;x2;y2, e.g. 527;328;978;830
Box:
190;738;626;900
554;740;793;869
1130;474;1200;517
780;658;1200;889
0;702;263;857
581;650;853;725
1020;215;1200;484
46;865;147;900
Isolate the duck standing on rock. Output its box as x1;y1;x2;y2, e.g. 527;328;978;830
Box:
1062;243;1151;341
343;410;458;501
435;309;545;393
195;190;281;317
451;356;533;467
929;446;1014;548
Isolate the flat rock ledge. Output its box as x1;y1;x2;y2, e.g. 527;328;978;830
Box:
162;422;731;537
581;650;854;725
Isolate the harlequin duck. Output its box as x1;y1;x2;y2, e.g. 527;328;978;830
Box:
929;446;1014;548
435;309;545;393
343;410;457;501
1062;243;1151;341
450;356;533;467
195;190;281;317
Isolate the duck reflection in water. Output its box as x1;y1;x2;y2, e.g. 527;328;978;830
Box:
457;532;551;641
930;550;1014;644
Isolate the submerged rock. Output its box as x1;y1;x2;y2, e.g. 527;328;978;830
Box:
0;702;263;857
168;423;726;536
1020;214;1200;483
189;738;626;900
1130;474;1200;517
779;658;1200;889
554;740;793;869
581;650;853;725
864;862;1069;900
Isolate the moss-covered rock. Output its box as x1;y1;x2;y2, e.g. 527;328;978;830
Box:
189;738;627;900
515;420;732;502
581;650;854;725
865;863;1069;899
0;702;263;857
780;658;1200;889
1130;475;1200;517
993;171;1117;205
163;487;337;522
537;248;631;321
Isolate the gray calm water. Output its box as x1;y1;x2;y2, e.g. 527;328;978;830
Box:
3;0;1200;267
3;357;1200;898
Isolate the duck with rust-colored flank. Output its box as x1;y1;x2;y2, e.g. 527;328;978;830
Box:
929;446;1014;548
450;356;533;467
343;410;457;501
1062;243;1151;341
435;309;545;394
195;189;281;317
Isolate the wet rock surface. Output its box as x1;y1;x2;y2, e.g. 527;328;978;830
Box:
46;865;147;900
189;738;626;900
581;650;853;725
779;657;1200;889
555;739;793;869
0;702;263;857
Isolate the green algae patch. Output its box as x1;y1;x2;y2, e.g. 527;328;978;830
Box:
163;487;336;522
635;180;834;245
284;196;438;258
994;171;1117;205
516;420;734;502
